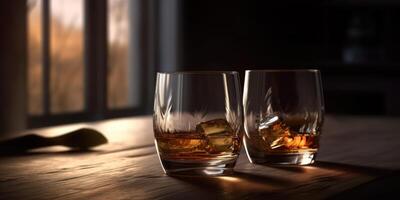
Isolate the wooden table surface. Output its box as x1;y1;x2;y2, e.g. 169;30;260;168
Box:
0;115;399;199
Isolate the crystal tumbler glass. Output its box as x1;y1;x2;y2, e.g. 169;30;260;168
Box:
154;71;243;175
243;69;324;165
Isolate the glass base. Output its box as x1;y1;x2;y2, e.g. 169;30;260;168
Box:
248;152;316;165
161;159;236;176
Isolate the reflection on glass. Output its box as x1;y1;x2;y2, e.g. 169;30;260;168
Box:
243;70;324;165
50;0;84;113
27;0;43;115
108;0;138;109
154;72;243;176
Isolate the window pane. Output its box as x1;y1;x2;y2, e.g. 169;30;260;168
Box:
50;0;85;113
108;0;140;109
27;0;43;115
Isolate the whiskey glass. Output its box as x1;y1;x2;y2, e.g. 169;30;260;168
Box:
153;71;243;176
243;69;324;165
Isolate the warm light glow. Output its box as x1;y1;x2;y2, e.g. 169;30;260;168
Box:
32;123;91;137
203;168;224;175
298;152;315;165
218;176;240;182
95;117;152;143
28;116;154;153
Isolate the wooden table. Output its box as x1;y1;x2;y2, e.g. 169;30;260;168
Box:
0;115;399;199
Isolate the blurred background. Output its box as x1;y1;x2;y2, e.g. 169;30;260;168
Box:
1;0;400;134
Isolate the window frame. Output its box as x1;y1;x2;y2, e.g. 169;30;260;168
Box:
27;0;155;128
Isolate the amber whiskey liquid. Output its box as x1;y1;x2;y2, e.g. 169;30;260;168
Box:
154;119;241;174
244;116;320;165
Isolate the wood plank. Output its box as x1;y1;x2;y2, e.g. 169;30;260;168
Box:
0;115;398;199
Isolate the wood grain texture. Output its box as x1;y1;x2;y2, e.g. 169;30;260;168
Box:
0;115;399;200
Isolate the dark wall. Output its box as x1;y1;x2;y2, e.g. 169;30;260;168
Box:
0;0;27;133
181;1;325;67
169;0;400;116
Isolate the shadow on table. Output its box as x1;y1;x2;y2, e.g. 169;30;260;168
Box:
265;161;392;175
171;172;284;198
170;161;395;199
0;139;154;157
0;128;109;156
0;144;156;157
330;170;400;199
0;148;102;157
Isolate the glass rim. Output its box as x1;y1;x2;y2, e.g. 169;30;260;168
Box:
157;71;239;75
245;69;319;73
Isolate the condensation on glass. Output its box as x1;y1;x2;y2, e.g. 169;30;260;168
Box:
107;0;140;109
50;0;85;113
27;0;43;115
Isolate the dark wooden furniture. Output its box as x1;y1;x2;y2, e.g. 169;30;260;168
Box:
0;115;399;199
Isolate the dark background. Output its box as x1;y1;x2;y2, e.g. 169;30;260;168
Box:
172;0;400;116
1;0;400;133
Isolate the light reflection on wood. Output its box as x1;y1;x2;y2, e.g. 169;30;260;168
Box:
0;115;398;199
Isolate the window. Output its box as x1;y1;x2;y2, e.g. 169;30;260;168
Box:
108;0;140;109
27;0;43;115
49;0;85;114
27;0;153;127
